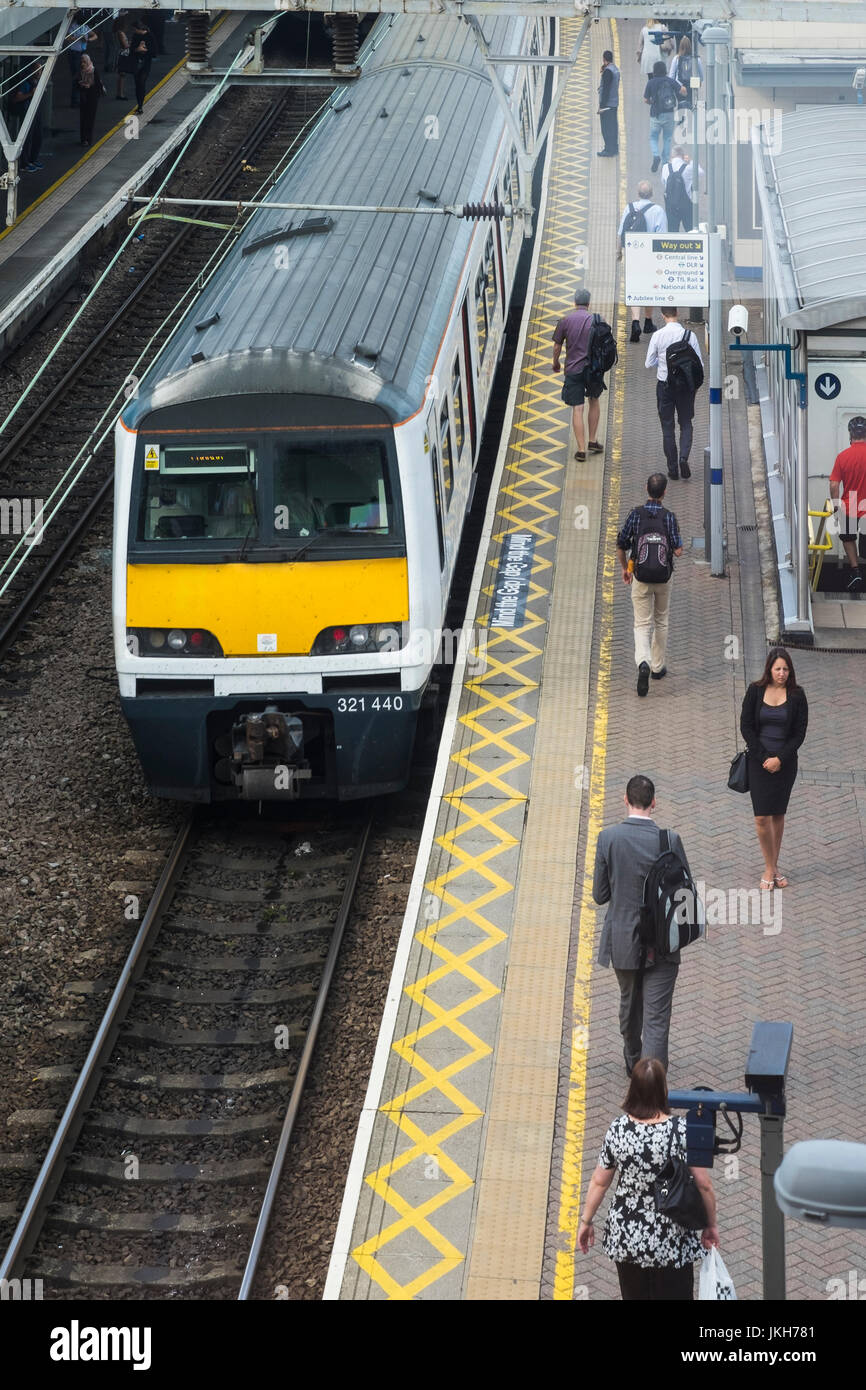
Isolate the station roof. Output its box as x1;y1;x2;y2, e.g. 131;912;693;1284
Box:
752;107;866;331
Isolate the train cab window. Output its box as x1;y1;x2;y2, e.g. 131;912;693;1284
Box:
439;400;453;506
451;360;465;458
137;446;257;542
274;439;395;540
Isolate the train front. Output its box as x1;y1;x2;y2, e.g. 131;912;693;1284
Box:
113;379;421;802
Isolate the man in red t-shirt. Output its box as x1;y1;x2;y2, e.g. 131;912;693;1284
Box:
829;416;866;592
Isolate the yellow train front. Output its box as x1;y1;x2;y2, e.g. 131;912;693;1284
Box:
113;12;547;800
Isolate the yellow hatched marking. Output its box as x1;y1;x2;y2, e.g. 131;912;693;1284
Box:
552;17;626;1302
350;20;593;1299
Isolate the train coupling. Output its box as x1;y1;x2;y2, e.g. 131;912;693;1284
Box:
230;706;312;800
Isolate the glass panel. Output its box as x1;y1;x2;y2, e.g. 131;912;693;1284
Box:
475;265;488;360
138;471;257;542
440;402;453;505
162;446;250;474
431;441;445;568
485;232;497;324
274;438;394;540
452;360;465;457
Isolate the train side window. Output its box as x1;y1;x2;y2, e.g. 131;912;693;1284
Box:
439;400;453;506
430;439;445;568
475;262;488;361
508;147;520;243
451;359;465;458
484;231;497;326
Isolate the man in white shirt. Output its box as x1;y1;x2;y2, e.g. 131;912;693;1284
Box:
616;181;668;342
645;306;704;479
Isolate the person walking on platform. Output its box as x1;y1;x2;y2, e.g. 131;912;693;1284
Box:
616;181;667;342
551;288;606;462
644;60;685;171
578;1058;719;1301
10;63;45;173
740;647;808;891
616;473;682;693
129;17;156;115
76;53;104;147
637;17;672;81
645;306;703;479
661;146;698;233
597;50;620;157
593;775;690;1072
669;35;703;116
829;414;866;591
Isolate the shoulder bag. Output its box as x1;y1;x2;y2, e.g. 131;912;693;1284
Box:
727;750;749;793
652;1119;708;1229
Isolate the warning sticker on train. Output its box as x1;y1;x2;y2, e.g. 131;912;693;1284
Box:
490;531;536;629
144;445;159;470
257;633;277;653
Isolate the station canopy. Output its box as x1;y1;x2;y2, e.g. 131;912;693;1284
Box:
10;0;866;17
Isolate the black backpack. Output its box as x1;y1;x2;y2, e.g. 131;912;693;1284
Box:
666;325;704;394
656;78;677;114
664;164;692;227
633;505;673;584
620;201;648;247
640;829;705;958
677;54;692;86
587;313;618;379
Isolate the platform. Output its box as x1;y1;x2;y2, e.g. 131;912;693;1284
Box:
325;16;866;1302
0;10;256;327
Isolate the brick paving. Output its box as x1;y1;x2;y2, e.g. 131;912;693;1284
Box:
544;19;866;1301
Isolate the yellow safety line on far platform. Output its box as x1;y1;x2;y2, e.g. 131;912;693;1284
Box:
552;17;627;1302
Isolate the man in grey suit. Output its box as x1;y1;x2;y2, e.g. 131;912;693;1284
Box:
593;773;691;1074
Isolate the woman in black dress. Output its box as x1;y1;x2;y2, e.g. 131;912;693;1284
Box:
740;646;808;890
577;1059;718;1300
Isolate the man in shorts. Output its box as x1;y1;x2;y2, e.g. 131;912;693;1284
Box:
552;288;604;461
829;415;866;592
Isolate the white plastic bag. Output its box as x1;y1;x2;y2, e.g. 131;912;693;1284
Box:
698;1247;737;1300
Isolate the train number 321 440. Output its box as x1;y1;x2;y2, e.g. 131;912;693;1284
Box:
336;696;404;713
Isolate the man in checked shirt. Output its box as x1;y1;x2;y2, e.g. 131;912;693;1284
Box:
616;473;683;696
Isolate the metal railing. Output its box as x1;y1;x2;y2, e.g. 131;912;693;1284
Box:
807;500;834;592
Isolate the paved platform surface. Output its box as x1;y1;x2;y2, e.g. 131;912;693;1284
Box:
0;10;253;311
327;16;866;1302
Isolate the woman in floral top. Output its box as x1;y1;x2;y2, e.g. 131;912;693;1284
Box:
578;1058;719;1299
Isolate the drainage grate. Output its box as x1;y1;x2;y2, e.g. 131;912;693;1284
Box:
737;523;758;532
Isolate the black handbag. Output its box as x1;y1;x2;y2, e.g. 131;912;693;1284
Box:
727;750;749;793
652;1121;708;1229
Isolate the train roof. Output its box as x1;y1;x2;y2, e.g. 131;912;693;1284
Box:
123;14;529;430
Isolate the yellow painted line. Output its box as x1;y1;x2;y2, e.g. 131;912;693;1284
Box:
552;17;627;1302
0;12;230;244
349;17;593;1301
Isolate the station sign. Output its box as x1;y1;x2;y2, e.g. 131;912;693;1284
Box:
624;232;709;307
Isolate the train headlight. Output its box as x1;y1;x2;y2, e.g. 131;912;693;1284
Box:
311;622;406;655
127;628;223;656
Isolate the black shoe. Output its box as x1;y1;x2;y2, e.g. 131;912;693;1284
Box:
651;667;667;680
630;323;642;343
667;468;679;480
597;150;616;158
643;318;656;334
847;572;863;592
637;662;650;697
679;462;691;479
651;156;660;172
587;440;604;453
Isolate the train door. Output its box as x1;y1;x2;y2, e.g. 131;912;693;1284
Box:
425;406;450;599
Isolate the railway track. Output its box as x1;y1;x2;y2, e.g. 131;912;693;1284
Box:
0;809;371;1298
0;79;330;667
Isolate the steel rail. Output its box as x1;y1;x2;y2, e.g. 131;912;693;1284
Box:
238;812;373;1299
0;813;198;1282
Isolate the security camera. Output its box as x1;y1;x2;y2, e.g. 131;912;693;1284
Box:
728;305;749;337
854;67;866;91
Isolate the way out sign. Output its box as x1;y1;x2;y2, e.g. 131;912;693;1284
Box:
624;232;709;307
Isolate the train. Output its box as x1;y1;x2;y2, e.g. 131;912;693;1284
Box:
113;12;552;801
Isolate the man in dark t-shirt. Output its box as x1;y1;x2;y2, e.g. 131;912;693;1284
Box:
552;288;604;462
